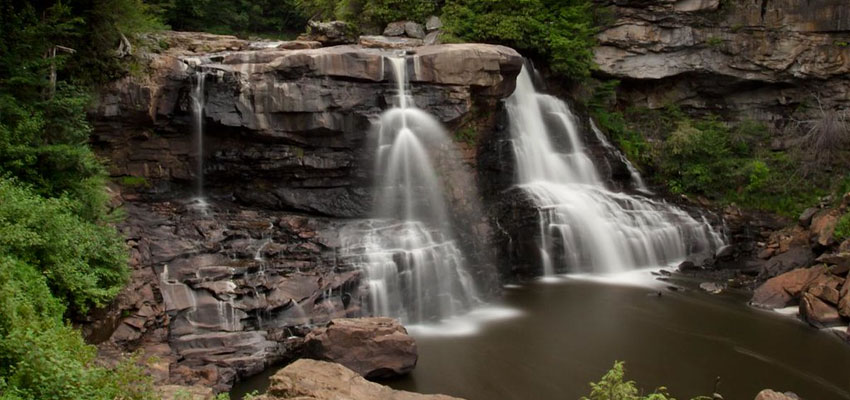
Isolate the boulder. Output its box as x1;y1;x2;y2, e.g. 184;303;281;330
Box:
815;252;850;275
810;210;839;247
798;207;818;227
806;284;840;305
800;292;842;328
715;245;734;260
424;30;441;46
304;318;417;379
677;260;699;272
404;21;426;39
754;389;800;400
759;246;813;279
384;21;407;36
751;266;828;309
425;16;443;31
260;359;463;400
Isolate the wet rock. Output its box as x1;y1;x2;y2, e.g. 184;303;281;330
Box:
404;21;426;39
754;389;800;400
715;245;734;260
425;16;442;31
799;207;818;227
359;35;423;49
757;248;775;259
677;260;699;272
304;318;417;379
383;21;406;36
800;292;842;328
700;282;724;294
260;359;463;400
751;265;828;309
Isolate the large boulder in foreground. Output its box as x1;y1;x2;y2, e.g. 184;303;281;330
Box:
259;359;463;400
751;266;828;309
304;318;417;379
800;292;842;328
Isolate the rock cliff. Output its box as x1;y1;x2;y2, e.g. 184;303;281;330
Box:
594;0;850;123
89;31;522;391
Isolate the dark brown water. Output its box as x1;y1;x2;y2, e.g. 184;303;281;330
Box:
232;276;850;400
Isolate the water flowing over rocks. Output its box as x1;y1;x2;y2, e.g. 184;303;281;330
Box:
304;318;417;379
257;359;463;400
594;0;850;123
88;30;522;391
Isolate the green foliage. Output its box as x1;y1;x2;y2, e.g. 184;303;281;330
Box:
833;213;850;241
705;36;723;48
0;256;154;400
582;362;713;400
156;0;307;37
0;179;128;315
120;175;150;188
441;0;596;80
455;126;477;145
296;0;436;32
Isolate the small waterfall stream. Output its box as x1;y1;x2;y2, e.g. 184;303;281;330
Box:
191;71;207;200
341;55;479;324
508;66;724;274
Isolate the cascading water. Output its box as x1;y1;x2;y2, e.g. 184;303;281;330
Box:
191;71;207;199
340;55;479;324
507;66;724;275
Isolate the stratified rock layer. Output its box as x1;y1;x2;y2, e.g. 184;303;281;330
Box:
594;0;850;122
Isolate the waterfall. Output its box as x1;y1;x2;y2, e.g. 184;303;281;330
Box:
507;66;724;274
340;55;479;324
191;71;206;199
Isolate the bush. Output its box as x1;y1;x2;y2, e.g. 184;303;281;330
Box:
582;361;711;400
441;0;596;80
297;0;436;32
0;179;128;315
0;256;154;400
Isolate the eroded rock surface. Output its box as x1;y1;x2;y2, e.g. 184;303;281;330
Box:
594;0;850;123
304;318;417;379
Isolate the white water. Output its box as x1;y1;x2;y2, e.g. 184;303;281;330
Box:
340;56;480;324
191;71;206;199
508;67;724;275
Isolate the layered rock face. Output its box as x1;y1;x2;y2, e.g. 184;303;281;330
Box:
89;31;522;391
595;0;850;123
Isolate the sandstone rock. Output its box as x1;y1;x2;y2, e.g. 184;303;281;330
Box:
807;284;840;305
799;207;818;227
759;246;813;279
276;40;322;50
359;35;423;49
404;21;426;39
260;359;463;400
754;389;800;400
157;385;214;400
384;21;406;36
425;16;442;31
810;210;839;247
800;292;842;328
751;266;827;309
304;318;417;379
815;252;850;275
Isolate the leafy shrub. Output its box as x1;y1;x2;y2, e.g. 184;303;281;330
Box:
441;0;596;79
582;362;711;400
156;0;307;37
0;256;154;400
0;179;127;315
297;0;437;32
